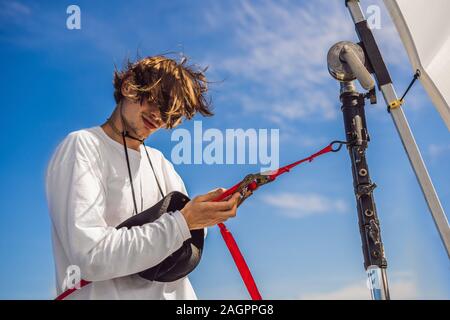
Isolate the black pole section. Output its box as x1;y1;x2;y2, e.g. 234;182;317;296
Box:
339;81;390;300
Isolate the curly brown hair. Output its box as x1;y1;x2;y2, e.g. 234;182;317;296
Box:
113;55;213;129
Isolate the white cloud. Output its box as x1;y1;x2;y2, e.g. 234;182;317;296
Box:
300;275;418;300
203;0;357;123
263;192;348;218
0;1;31;19
279;129;328;148
202;0;415;124
0;1;128;57
428;143;450;160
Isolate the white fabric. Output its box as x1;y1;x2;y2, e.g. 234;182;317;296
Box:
384;0;450;130
46;126;199;299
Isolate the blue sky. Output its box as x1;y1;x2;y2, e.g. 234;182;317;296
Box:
0;0;448;299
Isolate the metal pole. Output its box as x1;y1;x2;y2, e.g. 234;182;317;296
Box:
340;81;390;300
381;84;450;257
345;0;450;258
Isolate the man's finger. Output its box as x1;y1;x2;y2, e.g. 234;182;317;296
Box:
215;192;241;210
196;188;226;202
205;199;235;211
226;192;241;206
218;207;238;219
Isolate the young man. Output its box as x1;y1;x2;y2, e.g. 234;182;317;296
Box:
46;56;241;299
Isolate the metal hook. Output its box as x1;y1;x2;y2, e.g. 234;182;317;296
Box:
330;140;348;152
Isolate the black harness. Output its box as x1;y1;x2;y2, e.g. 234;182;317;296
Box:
116;189;204;282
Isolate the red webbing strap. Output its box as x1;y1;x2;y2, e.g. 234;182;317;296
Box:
218;223;262;300
269;144;333;178
55;280;90;300
211;143;334;300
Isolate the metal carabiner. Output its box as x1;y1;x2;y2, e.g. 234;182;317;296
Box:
330;140;349;152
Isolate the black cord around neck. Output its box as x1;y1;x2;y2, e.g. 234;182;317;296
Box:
143;141;165;199
121;131;139;214
110;102;166;214
120;128;165;215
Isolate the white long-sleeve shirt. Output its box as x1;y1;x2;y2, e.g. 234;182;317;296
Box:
46;126;198;299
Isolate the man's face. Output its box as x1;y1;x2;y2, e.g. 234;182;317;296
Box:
121;98;165;139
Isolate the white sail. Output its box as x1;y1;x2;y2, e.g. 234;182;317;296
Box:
384;0;450;130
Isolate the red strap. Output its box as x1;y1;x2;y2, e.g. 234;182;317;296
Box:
211;143;334;300
55;280;90;300
269;144;333;179
218;223;262;300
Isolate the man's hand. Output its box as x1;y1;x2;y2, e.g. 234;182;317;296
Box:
180;188;241;230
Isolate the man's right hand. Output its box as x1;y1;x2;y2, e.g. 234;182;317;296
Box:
180;188;241;230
